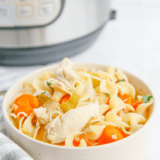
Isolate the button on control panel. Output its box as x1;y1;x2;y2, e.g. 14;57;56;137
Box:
39;0;54;3
0;6;11;17
16;0;32;3
0;0;62;27
39;3;55;16
17;5;33;17
0;0;10;4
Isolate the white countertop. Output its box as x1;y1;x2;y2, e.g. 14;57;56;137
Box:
0;6;160;160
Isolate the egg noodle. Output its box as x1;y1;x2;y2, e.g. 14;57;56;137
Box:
8;58;153;147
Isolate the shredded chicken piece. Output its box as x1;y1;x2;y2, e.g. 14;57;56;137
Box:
33;107;49;125
46;101;99;144
55;58;78;87
47;78;73;94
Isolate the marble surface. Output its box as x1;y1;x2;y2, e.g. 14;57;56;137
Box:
0;6;160;160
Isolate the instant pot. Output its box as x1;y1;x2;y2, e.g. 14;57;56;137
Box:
0;0;113;66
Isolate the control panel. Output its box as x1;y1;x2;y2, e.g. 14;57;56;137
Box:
0;0;62;28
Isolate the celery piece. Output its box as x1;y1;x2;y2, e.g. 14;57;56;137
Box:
61;102;72;113
61;93;80;112
88;72;100;88
95;86;100;94
67;93;80;108
38;94;50;105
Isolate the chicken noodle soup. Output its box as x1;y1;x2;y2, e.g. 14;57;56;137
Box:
8;58;153;147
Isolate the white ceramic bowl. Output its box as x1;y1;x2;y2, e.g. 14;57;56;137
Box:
2;63;156;160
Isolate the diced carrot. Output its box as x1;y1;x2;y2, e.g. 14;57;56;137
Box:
58;141;65;146
106;99;110;105
19;114;26;118
73;138;80;147
133;102;142;110
104;109;111;116
118;92;121;97
14;94;39;116
120;94;134;106
59;94;70;104
98;125;124;145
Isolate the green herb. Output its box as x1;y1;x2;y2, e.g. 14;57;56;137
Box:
102;92;110;98
47;82;51;86
142;95;153;103
119;79;124;82
27;134;30;136
74;85;77;88
42;91;46;94
33;123;36;126
12;110;14;113
117;95;120;98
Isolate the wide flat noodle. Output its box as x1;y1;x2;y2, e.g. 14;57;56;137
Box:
105;107;129;128
23;81;33;88
38;71;55;81
33;77;52;93
115;69;128;82
22;113;40;138
109;87;125;109
75;81;86;97
78;78;96;102
95;67;117;83
100;79;123;95
65;132;87;147
106;66;118;83
99;104;109;116
122;113;146;134
117;82;136;98
84;125;105;140
136;96;153;116
94;94;108;105
19;86;36;96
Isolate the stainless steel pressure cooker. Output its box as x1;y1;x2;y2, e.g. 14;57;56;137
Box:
0;0;112;66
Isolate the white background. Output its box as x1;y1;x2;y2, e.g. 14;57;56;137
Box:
0;1;160;160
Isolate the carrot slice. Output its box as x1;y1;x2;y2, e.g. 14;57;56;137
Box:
59;94;70;104
28;95;39;108
133;102;142;110
14;94;39;116
98;125;124;145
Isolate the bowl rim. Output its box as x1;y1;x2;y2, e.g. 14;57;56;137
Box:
2;62;156;151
